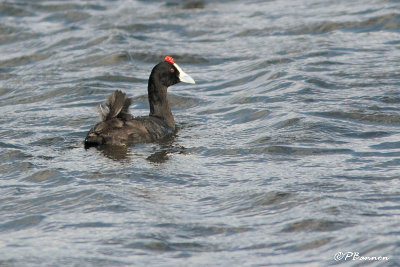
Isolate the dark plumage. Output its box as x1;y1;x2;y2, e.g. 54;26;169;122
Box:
84;56;195;148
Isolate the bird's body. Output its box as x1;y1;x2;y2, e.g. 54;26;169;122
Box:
84;56;195;148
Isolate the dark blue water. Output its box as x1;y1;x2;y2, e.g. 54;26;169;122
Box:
1;0;400;266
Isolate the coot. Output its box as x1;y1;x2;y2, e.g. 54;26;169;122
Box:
84;56;195;148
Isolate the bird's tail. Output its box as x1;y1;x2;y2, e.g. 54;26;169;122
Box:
84;90;131;148
98;90;132;121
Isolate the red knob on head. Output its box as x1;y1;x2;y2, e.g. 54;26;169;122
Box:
164;56;175;65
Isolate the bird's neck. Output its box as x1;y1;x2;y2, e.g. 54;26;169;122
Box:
148;79;175;129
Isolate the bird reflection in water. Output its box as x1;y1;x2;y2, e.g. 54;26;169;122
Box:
95;131;186;163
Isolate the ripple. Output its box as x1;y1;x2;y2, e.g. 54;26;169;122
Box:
0;2;32;16
0;215;45;232
0;150;30;161
370;141;400;150
131;94;203;109
273;117;301;129
0;52;56;67
29;137;65;146
155;222;250;237
70;52;132;67
197;106;235;115
281;219;352;232
43;11;91;23
34;3;106;12
280;237;333;252
105;24;150;32
224;108;270;124
313;110;400;125
182;1;206;10
125;240;212;252
195;146;352;157
289;13;400;34
215;191;297;215
1;0;400;265
231;96;270;104
0;23;18;35
22;170;62;183
343;130;390;139
0;162;33;178
305;77;340;89
62;222;114;229
7;189;97;215
82;75;143;83
118;52;209;65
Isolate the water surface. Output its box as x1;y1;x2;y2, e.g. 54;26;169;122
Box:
1;0;400;266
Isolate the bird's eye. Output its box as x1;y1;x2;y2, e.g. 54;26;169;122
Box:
170;68;175;73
